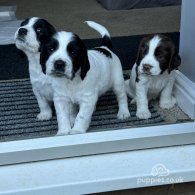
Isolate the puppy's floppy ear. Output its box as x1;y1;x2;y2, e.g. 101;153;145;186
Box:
39;44;48;74
41;19;56;37
136;37;149;66
136;40;143;66
38;19;56;52
70;35;90;80
168;51;181;73
136;47;142;66
80;48;90;80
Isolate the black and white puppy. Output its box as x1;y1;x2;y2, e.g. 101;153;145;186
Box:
15;17;56;120
125;34;181;119
40;21;130;135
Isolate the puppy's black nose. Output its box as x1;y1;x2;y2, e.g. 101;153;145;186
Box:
18;28;28;36
54;60;65;71
143;64;152;73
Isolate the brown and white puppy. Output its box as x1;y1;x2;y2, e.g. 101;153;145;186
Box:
125;34;181;119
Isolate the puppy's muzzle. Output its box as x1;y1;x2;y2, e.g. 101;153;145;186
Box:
18;28;28;37
54;60;65;72
51;60;66;77
143;64;152;74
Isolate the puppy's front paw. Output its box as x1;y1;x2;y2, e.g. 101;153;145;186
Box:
56;130;70;136
160;97;176;109
117;109;131;120
69;128;86;135
136;109;151;119
70;114;77;128
37;111;52;121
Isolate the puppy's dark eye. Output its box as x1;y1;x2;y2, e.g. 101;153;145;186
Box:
141;45;148;56
67;43;79;57
36;28;42;33
156;50;161;56
69;49;77;56
155;50;164;59
47;47;55;53
157;55;163;59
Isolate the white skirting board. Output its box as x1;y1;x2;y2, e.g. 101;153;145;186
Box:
0;144;195;195
175;70;195;119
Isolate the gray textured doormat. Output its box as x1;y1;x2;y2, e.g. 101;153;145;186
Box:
0;79;163;142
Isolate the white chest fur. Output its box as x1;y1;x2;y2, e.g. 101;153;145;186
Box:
126;63;176;100
27;53;53;101
51;50;114;104
139;70;176;100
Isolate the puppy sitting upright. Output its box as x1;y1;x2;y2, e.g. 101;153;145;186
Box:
15;17;56;120
40;21;130;135
126;34;181;119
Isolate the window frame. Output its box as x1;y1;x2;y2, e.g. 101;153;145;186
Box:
1;122;195;166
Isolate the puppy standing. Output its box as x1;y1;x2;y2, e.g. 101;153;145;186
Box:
40;21;130;135
126;34;181;119
15;17;56;120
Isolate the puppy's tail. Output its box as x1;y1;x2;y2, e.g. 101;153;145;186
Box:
85;21;112;50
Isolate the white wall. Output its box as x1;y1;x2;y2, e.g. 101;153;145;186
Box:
180;0;195;82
